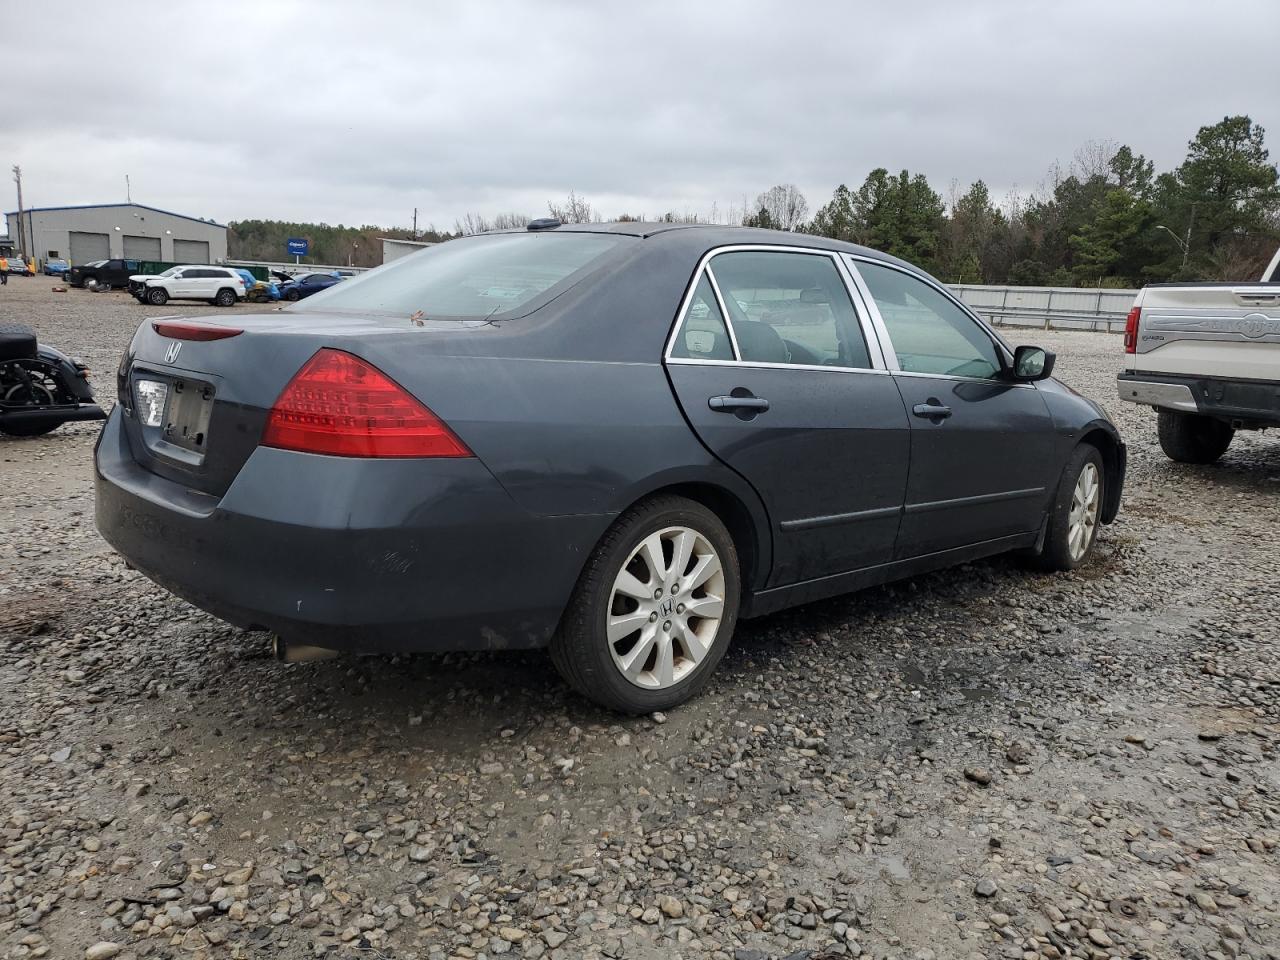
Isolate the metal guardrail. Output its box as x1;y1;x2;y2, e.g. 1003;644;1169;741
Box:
949;283;1137;333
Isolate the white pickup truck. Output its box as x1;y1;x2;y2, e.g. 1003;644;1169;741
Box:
1118;246;1280;463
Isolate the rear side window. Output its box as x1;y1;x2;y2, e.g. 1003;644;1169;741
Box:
708;251;871;368
298;232;624;318
670;273;735;360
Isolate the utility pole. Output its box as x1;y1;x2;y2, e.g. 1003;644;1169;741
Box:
126;174;131;203
1182;202;1197;272
12;165;27;259
412;207;418;240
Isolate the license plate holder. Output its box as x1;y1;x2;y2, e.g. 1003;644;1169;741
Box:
162;377;215;455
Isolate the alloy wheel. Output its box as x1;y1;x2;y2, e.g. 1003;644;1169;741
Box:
606;526;726;690
1067;462;1100;561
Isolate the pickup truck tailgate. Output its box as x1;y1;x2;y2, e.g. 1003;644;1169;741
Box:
1129;284;1280;380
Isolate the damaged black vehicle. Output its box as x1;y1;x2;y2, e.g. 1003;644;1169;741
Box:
0;323;106;437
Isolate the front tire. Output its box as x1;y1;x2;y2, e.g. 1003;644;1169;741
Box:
214;288;237;307
1157;410;1233;464
550;496;740;714
146;287;169;306
284;289;301;301
1030;445;1105;572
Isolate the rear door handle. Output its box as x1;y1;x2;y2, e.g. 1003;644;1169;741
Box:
912;401;952;421
709;395;770;413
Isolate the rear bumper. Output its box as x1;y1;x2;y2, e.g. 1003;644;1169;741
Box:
94;409;606;652
1118;372;1280;427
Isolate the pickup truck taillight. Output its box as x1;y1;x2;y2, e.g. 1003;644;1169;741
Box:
1123;307;1140;354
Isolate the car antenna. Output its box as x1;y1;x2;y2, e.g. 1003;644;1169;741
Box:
527;218;561;231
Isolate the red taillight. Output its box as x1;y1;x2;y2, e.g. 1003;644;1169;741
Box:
261;348;472;459
1123;307;1140;354
152;320;243;341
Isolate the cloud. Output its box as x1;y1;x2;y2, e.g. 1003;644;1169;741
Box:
5;0;1277;229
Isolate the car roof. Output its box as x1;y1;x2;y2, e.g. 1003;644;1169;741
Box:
484;222;917;272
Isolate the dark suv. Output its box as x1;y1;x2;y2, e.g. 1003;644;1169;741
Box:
69;259;141;290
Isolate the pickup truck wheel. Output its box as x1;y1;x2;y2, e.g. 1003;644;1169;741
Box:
146;288;169;306
1157;410;1233;464
214;288;237;307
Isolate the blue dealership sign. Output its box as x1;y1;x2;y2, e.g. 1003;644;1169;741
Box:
286;237;309;257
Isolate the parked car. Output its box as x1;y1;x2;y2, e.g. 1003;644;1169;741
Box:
68;258;141;290
43;258;70;278
5;255;34;276
279;272;343;301
95;223;1126;713
127;266;246;307
1118;244;1280;463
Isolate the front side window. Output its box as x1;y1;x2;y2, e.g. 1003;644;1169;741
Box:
298;232;625;318
708;251;871;368
856;260;1002;379
670;272;735;360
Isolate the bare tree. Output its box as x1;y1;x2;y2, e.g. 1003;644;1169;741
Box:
1072;139;1120;181
547;190;598;224
754;184;809;231
453;212;491;236
491;212;532;230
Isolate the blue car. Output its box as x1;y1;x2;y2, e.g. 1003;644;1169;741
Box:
44;259;70;277
279;272;343;301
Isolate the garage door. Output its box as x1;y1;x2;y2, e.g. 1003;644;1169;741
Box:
173;239;210;264
69;231;110;265
123;235;161;260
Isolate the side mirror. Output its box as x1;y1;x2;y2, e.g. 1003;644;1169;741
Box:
1011;345;1055;381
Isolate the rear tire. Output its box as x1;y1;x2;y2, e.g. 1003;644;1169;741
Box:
1157;410;1233;464
146;287;169;306
214;288;237;307
550;496;740;714
1028;444;1105;572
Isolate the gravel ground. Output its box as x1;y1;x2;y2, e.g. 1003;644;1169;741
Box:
1;279;1277;960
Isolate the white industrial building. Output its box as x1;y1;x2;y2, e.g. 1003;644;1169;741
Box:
380;236;436;263
4;203;228;267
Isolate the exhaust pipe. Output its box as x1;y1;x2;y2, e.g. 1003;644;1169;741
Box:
273;637;339;663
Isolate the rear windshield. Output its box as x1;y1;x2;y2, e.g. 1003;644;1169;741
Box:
296;232;624;319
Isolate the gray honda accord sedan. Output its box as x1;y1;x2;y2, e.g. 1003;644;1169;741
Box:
95;221;1125;713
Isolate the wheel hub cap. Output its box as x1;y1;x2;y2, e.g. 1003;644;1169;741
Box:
606;526;726;690
1067;463;1100;562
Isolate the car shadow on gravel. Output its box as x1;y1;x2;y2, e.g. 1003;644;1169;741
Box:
188;547;1085;748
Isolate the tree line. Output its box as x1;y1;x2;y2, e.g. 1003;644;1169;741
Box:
774;115;1278;286
229;115;1279;286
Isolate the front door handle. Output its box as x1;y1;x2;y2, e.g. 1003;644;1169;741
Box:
912;400;952;421
709;395;770;413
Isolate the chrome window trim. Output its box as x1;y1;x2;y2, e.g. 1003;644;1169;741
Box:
667;357;894;375
843;254;1019;385
702;267;742;360
832;253;890;369
662;243;886;373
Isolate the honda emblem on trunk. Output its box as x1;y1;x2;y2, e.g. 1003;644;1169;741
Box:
164;342;182;364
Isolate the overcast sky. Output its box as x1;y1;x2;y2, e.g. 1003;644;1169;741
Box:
5;0;1278;231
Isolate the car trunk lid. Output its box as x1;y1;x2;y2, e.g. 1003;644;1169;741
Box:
117;312;476;499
